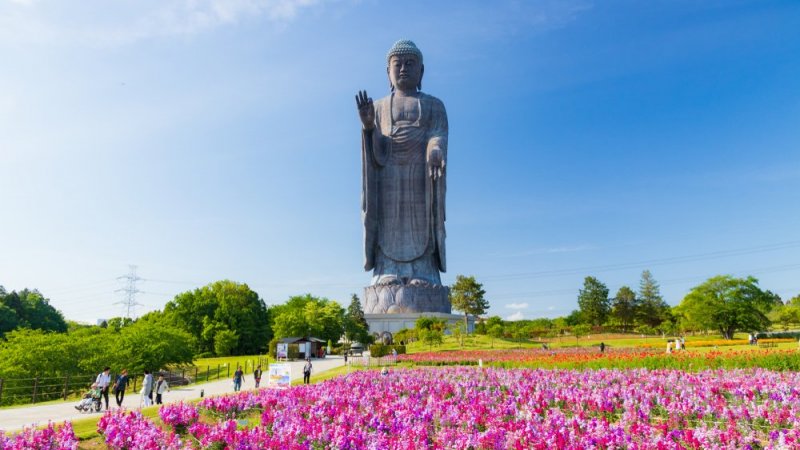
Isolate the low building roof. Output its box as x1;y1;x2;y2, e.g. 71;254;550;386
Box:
277;336;326;344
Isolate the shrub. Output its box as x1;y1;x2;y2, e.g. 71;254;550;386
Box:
369;344;406;357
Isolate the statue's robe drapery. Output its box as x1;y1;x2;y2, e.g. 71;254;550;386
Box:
361;92;447;285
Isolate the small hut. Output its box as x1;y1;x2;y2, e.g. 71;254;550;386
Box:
276;336;326;360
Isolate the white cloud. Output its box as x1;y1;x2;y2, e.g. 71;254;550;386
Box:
0;0;326;46
505;311;524;321
506;302;529;310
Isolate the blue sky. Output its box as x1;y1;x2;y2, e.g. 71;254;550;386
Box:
1;0;798;323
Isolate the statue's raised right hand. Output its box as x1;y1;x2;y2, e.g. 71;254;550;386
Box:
356;90;375;130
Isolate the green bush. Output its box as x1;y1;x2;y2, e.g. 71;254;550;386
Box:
268;337;279;359
369;344;406;357
757;331;800;340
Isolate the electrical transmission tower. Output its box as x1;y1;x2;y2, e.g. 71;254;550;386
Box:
116;265;143;320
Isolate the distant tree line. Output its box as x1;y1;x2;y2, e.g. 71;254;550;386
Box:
0;280;373;380
567;270;786;339
0;287;67;337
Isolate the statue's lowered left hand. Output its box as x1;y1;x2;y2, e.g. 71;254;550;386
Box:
428;147;444;180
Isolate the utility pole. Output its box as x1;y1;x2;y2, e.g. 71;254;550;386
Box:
115;265;143;320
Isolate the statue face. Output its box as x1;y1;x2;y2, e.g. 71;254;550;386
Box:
388;54;422;92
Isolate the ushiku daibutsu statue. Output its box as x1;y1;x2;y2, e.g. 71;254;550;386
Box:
356;40;450;314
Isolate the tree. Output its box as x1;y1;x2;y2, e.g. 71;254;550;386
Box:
526;318;554;340
419;328;443;350
676;275;773;339
164;280;270;355
270;294;345;345
572;324;591;345
637;270;670;328
449;321;465;347
394;327;415;344
0;304;19;337
110;320;195;372
611;286;638;332
343;294;371;344
577;276;610;326
214;329;239;356
488;324;503;348
415;316;447;332
106;317;134;331
0;289;66;333
450;275;489;333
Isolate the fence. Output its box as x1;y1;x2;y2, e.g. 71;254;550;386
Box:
0;356;270;408
346;355;399;368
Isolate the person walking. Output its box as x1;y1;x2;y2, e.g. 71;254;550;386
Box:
233;366;244;392
140;370;154;407
154;374;169;404
113;369;129;408
303;358;312;384
253;365;263;388
95;367;112;410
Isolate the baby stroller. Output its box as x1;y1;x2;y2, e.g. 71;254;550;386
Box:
75;385;102;413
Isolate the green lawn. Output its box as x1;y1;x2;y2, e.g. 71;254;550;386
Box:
170;355;269;385
403;332;797;353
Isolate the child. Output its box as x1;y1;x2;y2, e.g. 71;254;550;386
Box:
154;374;169;404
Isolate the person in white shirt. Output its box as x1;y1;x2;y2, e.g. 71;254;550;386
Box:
140;370;154;407
154;375;169;404
95;367;112;410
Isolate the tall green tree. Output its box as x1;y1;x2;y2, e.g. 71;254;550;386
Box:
0;304;19;337
611;286;638;332
164;280;270;355
343;294;371;344
676;275;773;339
449;275;489;333
0;289;67;333
269;294;345;344
637;270;670;328
577;276;610;326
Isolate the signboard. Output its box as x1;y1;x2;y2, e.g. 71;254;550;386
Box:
268;363;291;387
276;343;288;359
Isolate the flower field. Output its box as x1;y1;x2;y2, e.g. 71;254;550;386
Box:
399;347;800;371
81;366;800;449
637;338;796;349
0;422;77;449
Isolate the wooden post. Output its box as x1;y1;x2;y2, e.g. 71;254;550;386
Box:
217;364;221;380
206;366;210;382
32;376;39;404
227;364;230;378
194;367;198;383
63;373;70;400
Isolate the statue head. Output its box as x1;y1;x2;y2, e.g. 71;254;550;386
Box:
386;39;424;92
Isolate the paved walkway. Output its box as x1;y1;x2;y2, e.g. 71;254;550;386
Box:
0;357;344;432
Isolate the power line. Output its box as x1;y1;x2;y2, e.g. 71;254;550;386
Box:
480;240;800;282
490;262;800;301
115;265;143;320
